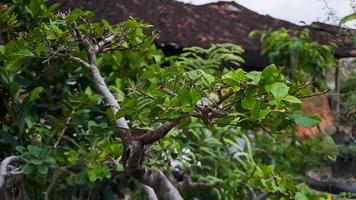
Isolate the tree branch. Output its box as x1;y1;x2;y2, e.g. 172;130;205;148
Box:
300;89;330;99
94;27;132;53
177;174;216;191
67;55;90;69
69;26;129;134
217;89;234;105
94;34;116;53
131;121;178;144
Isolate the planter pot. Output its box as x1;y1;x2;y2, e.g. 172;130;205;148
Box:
306;169;356;194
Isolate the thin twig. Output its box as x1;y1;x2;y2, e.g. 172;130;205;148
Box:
300;89;330;99
127;88;156;100
159;87;177;97
291;82;312;95
54;109;75;148
45;174;60;200
216;90;234;105
42;49;63;64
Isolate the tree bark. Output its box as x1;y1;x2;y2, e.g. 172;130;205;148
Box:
139;169;183;200
0;156;22;188
141;184;158;200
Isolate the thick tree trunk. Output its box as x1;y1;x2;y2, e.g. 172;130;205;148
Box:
139;169;183;200
121;139;183;200
141;184;158;200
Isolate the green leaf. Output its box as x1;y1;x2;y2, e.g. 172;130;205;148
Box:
110;144;122;157
340;13;356;25
38;166;49;175
0;130;19;147
39;145;52;157
12;50;34;57
265;82;289;99
123;18;142;28
258;109;271;120
88;171;98;182
30;159;44;165
74;173;87;185
22;163;35;174
295;192;308;200
246;71;261;85
177;88;192;106
65;9;93;23
44;157;56;165
25;115;34;129
115;97;138;119
26;0;45;17
282;95;302;104
241;96;257;110
200;71;215;86
28;145;42;157
288;41;303;54
16;146;25;154
29;87;44;102
186;70;201;81
222;69;245;86
289;112;321;128
116;164;124;171
261;64;279;83
84;86;93;96
5;59;22;71
0;45;5;54
248;31;257;39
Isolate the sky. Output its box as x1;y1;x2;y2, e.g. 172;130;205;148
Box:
177;0;355;25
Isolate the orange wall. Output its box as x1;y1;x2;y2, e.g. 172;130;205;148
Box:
298;95;335;138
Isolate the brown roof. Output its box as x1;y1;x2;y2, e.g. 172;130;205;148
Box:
306;22;355;58
51;0;355;68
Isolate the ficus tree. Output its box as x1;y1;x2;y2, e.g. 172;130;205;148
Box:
0;1;327;200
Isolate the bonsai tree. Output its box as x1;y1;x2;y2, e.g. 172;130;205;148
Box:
0;1;324;199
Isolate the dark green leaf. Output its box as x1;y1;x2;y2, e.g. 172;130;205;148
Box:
177;88;192;106
289;112;321;128
22;163;35;174
38;166;48;175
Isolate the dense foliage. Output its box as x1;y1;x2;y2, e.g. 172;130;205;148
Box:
340;72;356;125
0;1;335;200
250;28;337;89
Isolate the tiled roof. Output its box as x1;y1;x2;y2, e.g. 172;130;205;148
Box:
51;0;356;68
